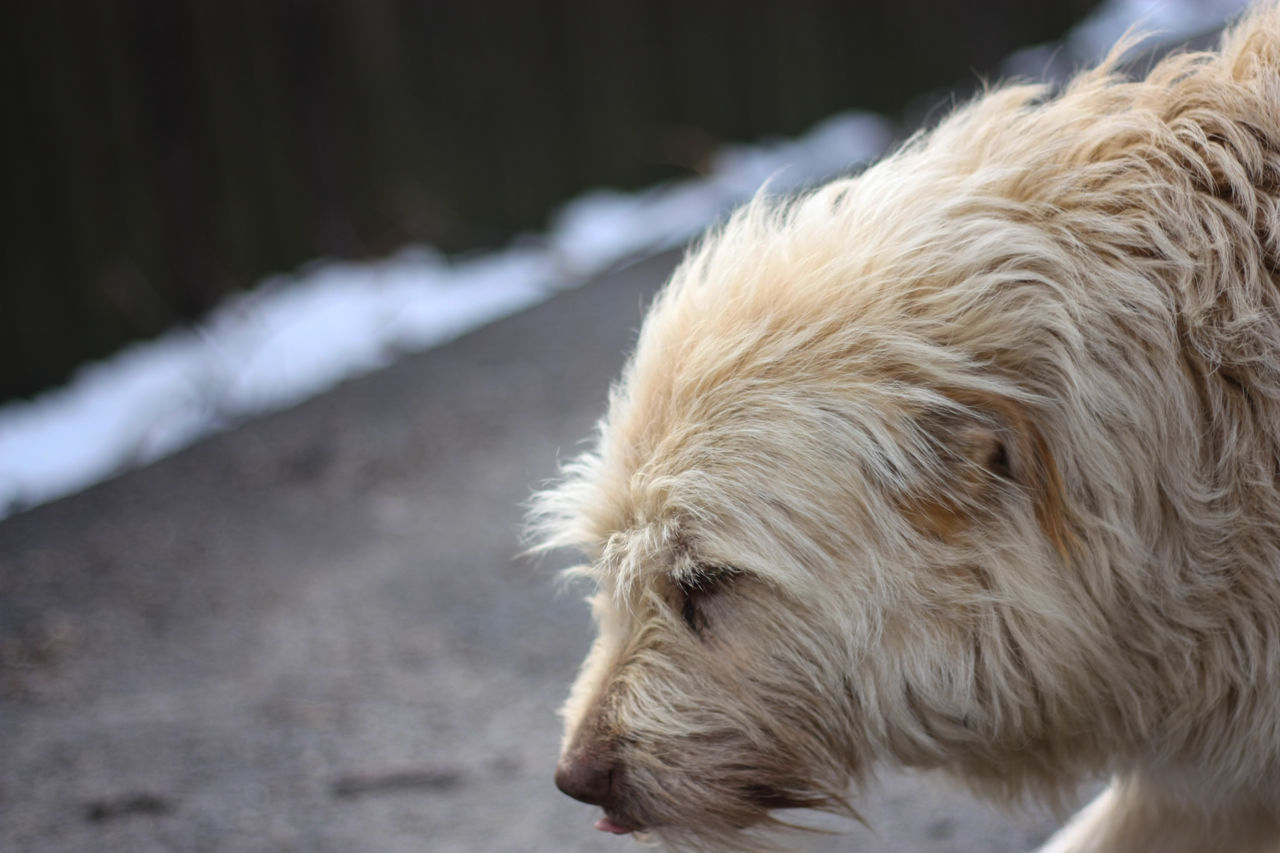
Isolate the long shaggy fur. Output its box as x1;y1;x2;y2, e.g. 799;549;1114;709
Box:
532;6;1280;851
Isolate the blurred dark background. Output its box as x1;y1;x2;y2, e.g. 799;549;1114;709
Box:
0;0;1097;404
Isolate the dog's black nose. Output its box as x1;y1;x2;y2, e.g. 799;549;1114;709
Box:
555;753;615;806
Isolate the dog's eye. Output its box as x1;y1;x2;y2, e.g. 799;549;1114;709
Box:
681;591;702;633
675;566;737;636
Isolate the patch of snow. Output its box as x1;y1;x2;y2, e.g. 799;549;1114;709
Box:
0;109;892;517
1005;0;1250;79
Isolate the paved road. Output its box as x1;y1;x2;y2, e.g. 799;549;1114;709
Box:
0;249;1083;852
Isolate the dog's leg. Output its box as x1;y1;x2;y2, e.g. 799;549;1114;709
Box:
1038;777;1280;853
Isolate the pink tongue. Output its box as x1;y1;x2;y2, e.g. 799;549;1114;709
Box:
595;816;634;834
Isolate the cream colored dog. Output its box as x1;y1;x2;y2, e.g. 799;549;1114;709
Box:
532;5;1280;851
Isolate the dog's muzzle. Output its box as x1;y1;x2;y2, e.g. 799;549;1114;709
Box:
555;750;643;834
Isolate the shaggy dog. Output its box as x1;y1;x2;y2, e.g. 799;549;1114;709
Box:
532;5;1280;851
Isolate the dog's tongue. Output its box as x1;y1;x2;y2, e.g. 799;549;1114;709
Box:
595;816;634;834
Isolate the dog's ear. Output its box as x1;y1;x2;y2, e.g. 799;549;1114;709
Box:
920;395;1076;558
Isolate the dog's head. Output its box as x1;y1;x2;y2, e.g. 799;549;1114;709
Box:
531;70;1189;847
529;192;1113;849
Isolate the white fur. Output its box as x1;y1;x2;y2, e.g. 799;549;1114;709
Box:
533;5;1280;850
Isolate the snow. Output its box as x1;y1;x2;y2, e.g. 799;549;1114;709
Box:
1005;0;1250;78
0;0;1250;519
0;111;892;517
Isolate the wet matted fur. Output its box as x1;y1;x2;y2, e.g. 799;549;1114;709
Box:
531;5;1280;851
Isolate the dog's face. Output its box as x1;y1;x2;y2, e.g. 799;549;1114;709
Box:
535;179;1108;848
535;189;1095;845
557;555;862;842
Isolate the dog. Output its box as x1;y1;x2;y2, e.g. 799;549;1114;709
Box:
531;5;1280;850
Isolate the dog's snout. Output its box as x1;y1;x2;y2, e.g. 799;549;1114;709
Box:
555;752;616;806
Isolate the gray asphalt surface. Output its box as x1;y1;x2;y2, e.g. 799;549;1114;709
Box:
0;249;1085;852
